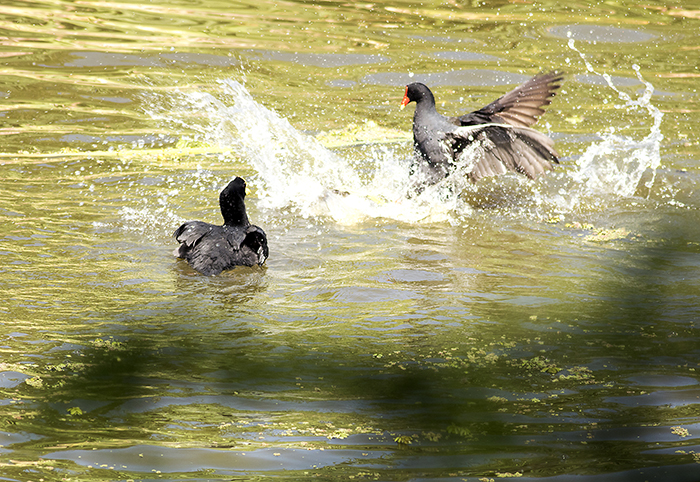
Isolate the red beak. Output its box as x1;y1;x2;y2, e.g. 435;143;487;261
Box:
400;86;410;109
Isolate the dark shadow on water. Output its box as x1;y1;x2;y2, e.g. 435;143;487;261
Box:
6;233;700;481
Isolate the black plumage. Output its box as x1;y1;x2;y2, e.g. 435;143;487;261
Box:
400;72;563;184
174;177;268;276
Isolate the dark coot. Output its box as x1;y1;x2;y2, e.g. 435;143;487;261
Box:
174;177;268;276
400;72;563;184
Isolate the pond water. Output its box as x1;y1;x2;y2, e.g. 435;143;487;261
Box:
1;0;700;480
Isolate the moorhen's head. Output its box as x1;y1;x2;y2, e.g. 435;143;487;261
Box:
219;177;249;227
400;82;436;109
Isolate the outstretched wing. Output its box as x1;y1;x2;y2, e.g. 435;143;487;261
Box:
444;123;559;182
456;72;563;128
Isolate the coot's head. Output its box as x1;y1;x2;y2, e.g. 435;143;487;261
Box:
400;82;435;109
219;177;249;227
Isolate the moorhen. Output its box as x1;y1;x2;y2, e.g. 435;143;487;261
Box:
400;72;563;184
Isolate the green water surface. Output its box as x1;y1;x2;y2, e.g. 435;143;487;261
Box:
1;0;700;480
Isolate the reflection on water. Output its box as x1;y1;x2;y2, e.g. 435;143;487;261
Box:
1;0;700;481
244;50;391;67
549;24;658;43
361;68;529;86
59;51;242;68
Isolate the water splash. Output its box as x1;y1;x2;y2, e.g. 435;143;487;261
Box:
210;80;362;217
93;166;223;241
143;66;665;226
567;39;663;198
151;79;467;224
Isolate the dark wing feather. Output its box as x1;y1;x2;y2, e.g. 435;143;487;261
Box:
174;221;215;247
456;72;563;129
174;221;254;275
446;124;559;182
